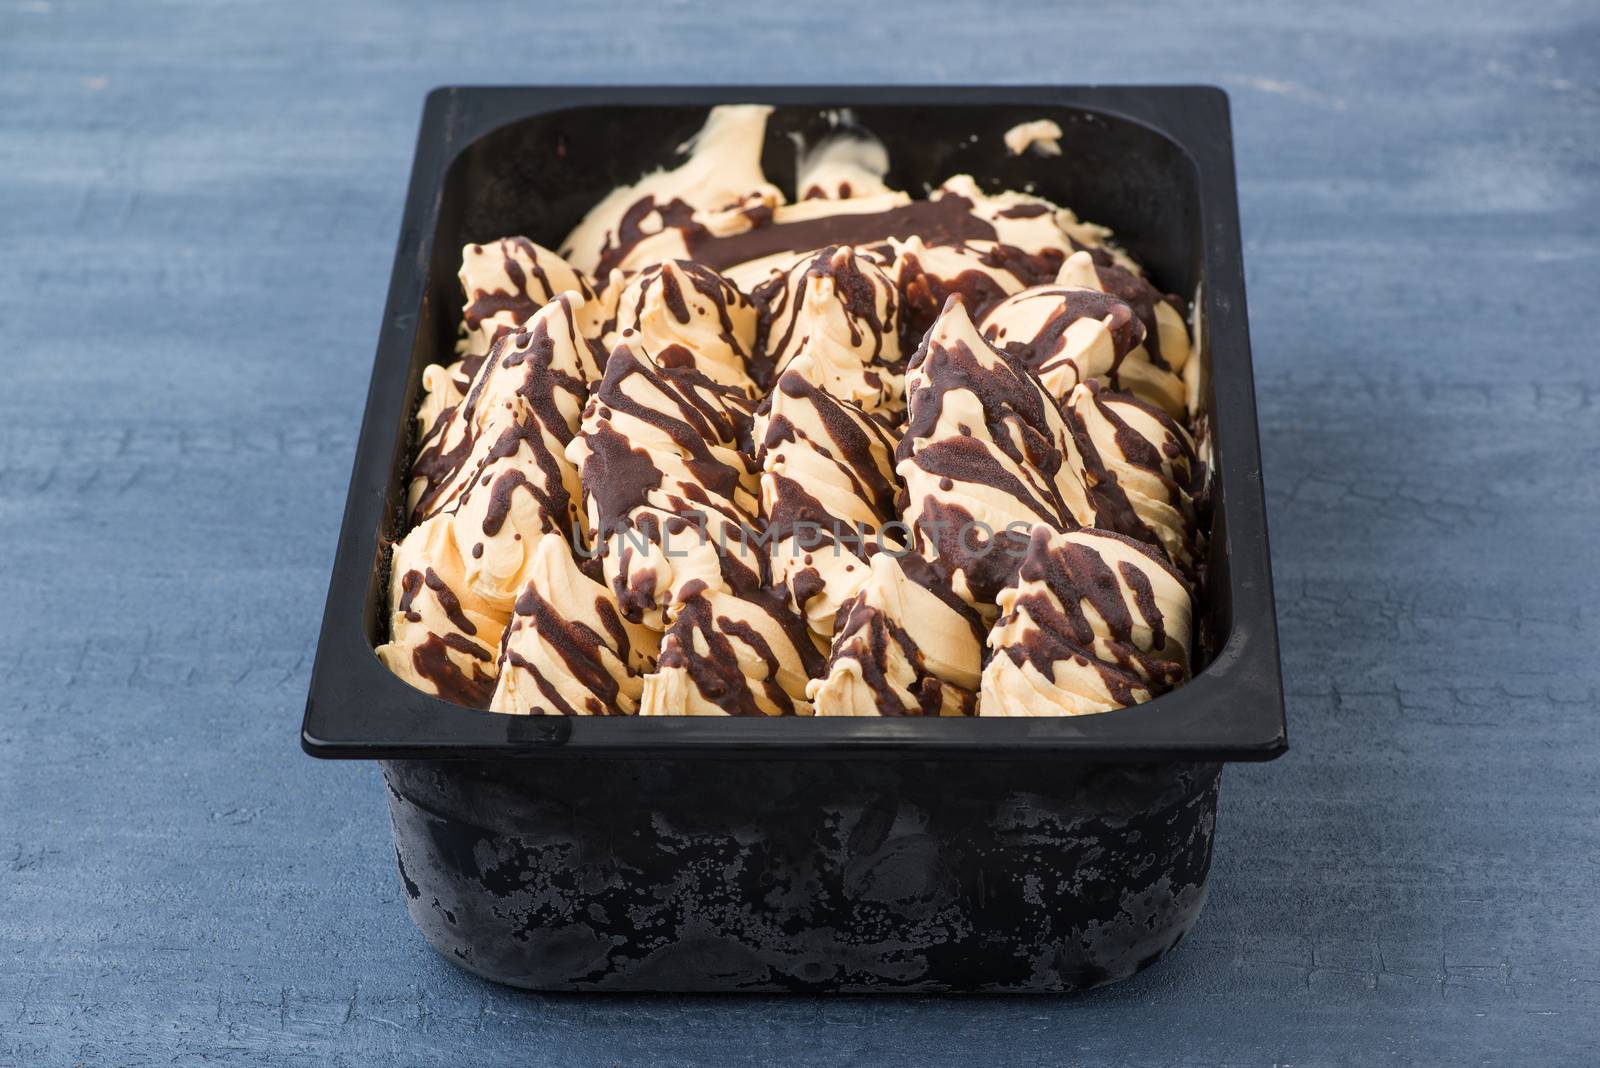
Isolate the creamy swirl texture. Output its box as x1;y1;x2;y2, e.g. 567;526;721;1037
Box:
414;239;599;438
896;297;1093;608
566;341;759;629
1056;250;1190;375
603;259;759;397
981;527;1192;716
639;577;825;717
407;294;597;614
458;237;601;360
809;552;985;717
757;363;901;639
1065;380;1206;580
751;244;903;410
979;284;1146;402
375;514;505;708
381;105;1211;718
797;130;893;201
490;534;660;716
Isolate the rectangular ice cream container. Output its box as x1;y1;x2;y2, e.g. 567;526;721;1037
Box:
303;85;1286;992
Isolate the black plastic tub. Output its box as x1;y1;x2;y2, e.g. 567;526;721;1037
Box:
303;85;1286;993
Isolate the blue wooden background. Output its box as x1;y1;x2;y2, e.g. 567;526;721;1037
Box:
3;1;1598;1064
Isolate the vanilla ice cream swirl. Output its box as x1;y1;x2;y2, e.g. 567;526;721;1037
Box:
757;361;901;639
981;526;1193;717
896;297;1093;607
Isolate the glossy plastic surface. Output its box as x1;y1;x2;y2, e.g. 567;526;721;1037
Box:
384;757;1222;991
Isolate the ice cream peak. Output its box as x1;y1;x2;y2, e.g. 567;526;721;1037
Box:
603;259;759;397
458;237;601;360
979;284;1146;401
896;297;1092;607
809;552;985;717
757;365;901;639
982;526;1192;717
490;533;660;716
375;514;505;708
750;244;903;409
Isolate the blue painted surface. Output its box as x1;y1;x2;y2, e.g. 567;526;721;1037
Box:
3;1;1598;1064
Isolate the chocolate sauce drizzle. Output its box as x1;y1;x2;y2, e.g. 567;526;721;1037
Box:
1065;380;1205;579
750;245;899;387
388;120;1212;718
411;632;496;709
461;237;597;353
691;196;995;272
411;306;589;529
822;553;984;716
999;527;1189;704
502;578;637;716
897;299;1080;601
1089;261;1187;370
985;287;1146;386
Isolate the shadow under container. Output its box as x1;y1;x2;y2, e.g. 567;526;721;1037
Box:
303;85;1287;993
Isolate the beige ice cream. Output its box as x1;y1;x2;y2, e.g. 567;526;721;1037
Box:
978;283;1147;402
566;340;760;628
751;244;903;411
1056;250;1191;377
974;256;1188;418
796;129;893;201
490;534;659;716
896;297;1093;608
375;513;506;707
382;103;1210;717
1065;380;1206;579
757;363;901;639
981;526;1192;717
639;580;825;717
880;236;1036;350
407;294;597;614
412;238;601;439
458;237;601;359
603;259;760;397
1003;119;1063;157
809;552;985;717
935;175;1142;276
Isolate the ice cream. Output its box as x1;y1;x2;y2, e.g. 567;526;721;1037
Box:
809;552;986;717
796;126;893;201
981;526;1192;716
375;514;505;708
566;340;759;629
1056;250;1190;376
407;293;598;614
1064;380;1206;580
978;284;1147;402
490;533;660;716
750;244;903;410
638;576;825;717
381;105;1210;718
757;362;901;639
459;237;602;360
896;297;1093;608
602;259;760;398
413;238;604;438
1003;119;1063;157
560;104;786;278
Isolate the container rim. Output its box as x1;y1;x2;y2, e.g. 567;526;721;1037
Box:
303;84;1287;763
